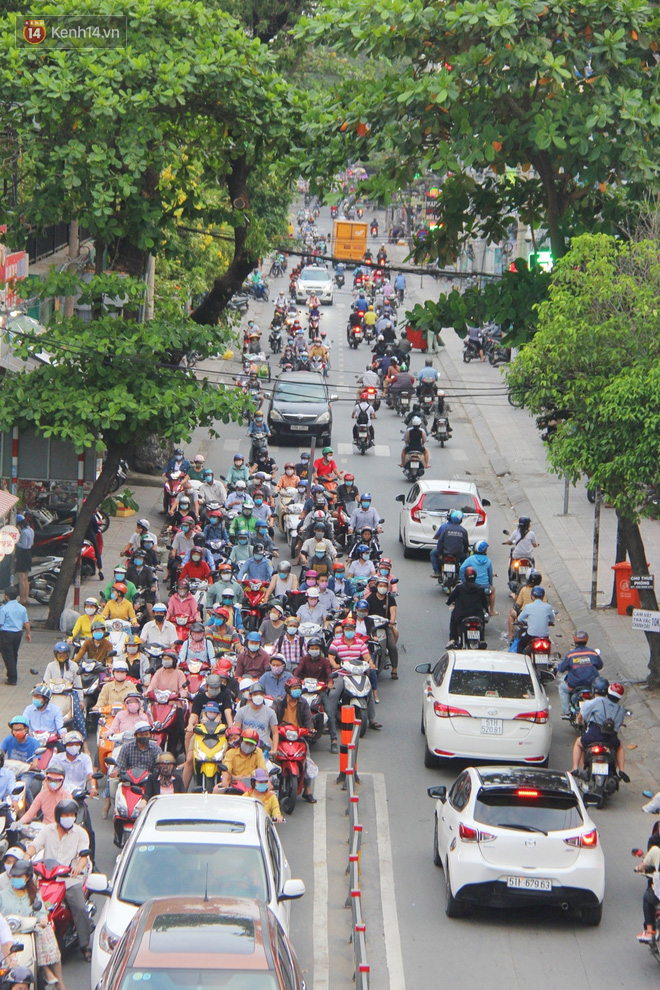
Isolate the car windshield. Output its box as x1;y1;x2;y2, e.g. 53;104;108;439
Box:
422;492;477;515
119;971;278;990
274;382;326;404
301;267;330;281
474;792;583;832
449;669;535;699
119;843;268;905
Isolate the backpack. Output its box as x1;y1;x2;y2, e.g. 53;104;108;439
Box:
356;404;369;425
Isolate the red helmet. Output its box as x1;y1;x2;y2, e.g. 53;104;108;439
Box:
379;558;392;571
241;728;260;744
608;682;625;700
464;567;477;582
286;677;302;693
215;657;233;675
218;562;232;573
344;473;355;483
112;582;127;594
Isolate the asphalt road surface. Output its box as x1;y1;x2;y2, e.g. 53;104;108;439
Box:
67;207;656;990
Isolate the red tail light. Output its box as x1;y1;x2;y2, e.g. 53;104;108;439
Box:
434;702;471;718
590;745;605;754
565;829;598;848
515;788;539;798
514;710;549;724
459;823;495;843
531;639;550;653
474;497;486;526
410;496;425;522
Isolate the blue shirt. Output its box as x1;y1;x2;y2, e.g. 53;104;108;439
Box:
0;766;16;801
164;456;190;475
238;558;273;583
22;702;64;737
1;733;40;763
417;366;439;382
459;553;493;588
257;669;294;699
394;274;406;289
17;526;34;550
580;696;624;732
0;600;28;633
247;422;270;437
518;599;555;638
557;648;603;689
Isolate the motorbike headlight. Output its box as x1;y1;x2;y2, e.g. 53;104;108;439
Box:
115;791;128;816
7;917;21;933
270;409;283;422
317;411;330;424
99;922;121;954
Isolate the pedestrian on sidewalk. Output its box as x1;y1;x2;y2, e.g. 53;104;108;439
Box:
14;515;34;606
0;588;31;685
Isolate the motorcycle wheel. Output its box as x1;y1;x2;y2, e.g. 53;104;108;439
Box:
81;560;96;579
280;773;298;815
488;350;496;366
97;510;110;532
32;581;55;604
463;350;472;363
358;707;368;738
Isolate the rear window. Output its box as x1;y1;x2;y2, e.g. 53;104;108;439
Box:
274;382;326;403
155;820;245;833
301;267;330;280
119;972;278;990
449;669;534;699
422;492;477;514
474;791;583;832
149;915;255;955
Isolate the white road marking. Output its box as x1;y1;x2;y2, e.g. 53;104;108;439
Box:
337;443;353;455
223;438;240;451
313;772;330;990
337;442;391;457
448;447;468;461
372;772;406;990
373;444;390;457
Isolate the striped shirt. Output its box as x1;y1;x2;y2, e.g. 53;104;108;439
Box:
329;635;370;664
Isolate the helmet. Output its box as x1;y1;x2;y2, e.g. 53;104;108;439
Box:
179;497;190;508
9;860;34;880
411;416;422;427
425;358;433;366
449;510;463;523
141;534;156;546
177;578;190;590
531;586;545;599
9;716;29;728
173;447;184;456
205;674;224;692
112;660;129;672
235;480;247;491
63;731;84;746
113;565;127;576
251;768;269;785
84;597;99;607
355;544;369;554
356;599;369;611
153;602;167;613
344;473;355;483
214;606;231;621
464;567;477;582
284;462;295;470
192;454;205;465
218;562;232;573
361;493;372;501
46;760;66;778
6;968;34;988
190;622;205;634
54;799;79;823
91;619;106;630
181;515;194;526
113;582;128;594
233;453;244;462
518;516;531;527
307;636;324;649
241;728;260;744
134;720;152;735
475;541;488;554
155;751;177;765
31;684;51;700
53;641;70;657
593;677;609;696
3;847;26;862
126;634;141;647
226;725;241;742
528;569;542;587
278;560;291;572
608;682;625;701
379;558;392;570
285;677;302;693
215;658;233;677
322;446;333;455
573;630;589;644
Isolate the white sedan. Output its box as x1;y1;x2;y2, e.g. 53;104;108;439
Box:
396;479;490;557
295;265;334;305
416;650;552;768
428;766;605;924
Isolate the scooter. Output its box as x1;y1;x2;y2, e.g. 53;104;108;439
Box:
431;400;452;447
240;582;269;632
33;732;62;772
367;615;391;673
353;423;373;456
438;553;460;594
299;679;327;743
457;613;488;650
402;450;425;482
163;470;185;514
149;692;184;752
2;765;37;821
2;913;39;975
109;764;149;847
576;739;620;808
45;681;76;730
347;325;363;349
179;657;211;712
33;857;94;952
507;555;535;593
337;661;372;738
3;555;63;604
192;723;227;792
273;724;309;815
269;325;283;354
462;334;484;363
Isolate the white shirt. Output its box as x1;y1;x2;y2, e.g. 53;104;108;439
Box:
510;529;537;559
353;402;375;424
129;531;158;550
0;912;12;947
140;619;179;648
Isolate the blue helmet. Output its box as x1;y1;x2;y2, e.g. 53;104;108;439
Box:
450;510;463;523
531;586;544;599
356;544;369;554
361;493;372;502
593;677;609;696
356;599;369;610
475;541;488;554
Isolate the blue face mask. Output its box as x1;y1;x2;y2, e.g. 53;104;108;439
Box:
290;688;302;698
255;782;268;793
32;697;45;707
10;877;26;890
238;537;248;545
254;499;263;506
254;553;263;561
361;502;370;509
181;526;190;533
92;630;104;641
215;619;225;627
134;560;144;568
315;550;324;557
344;630;356;640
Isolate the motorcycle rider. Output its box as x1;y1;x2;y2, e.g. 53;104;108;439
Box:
233;685;279;758
365;579;399;679
295;451;311;481
347;493;381;540
26;799;93;961
556;631;604;719
466;325;485;361
430;510;469;578
139;601;178;649
166;579;201;627
23;684;65;740
459;541;496;616
400;415;429;470
445;568;490;647
217;727;267;791
633;828;660;941
570;677;629;781
16;760;72;826
182;674;234;788
275;462;300;490
328;618;382;731
336;474;360;507
507;569;544;639
258;653;294;700
313;447;343;485
161;447;190;485
394;271;406;300
198;468;227;507
73;619;115;666
95;660;135;708
69;597;101;643
308;337;330;373
352;394;376;446
235;631;271;680
125;553;157;620
273;678;317;803
226;453;250;487
516;586;555;654
237;543;273;584
265;559;299;600
503;515;539;562
417;357;439;384
242;768;283;821
297;587;327;625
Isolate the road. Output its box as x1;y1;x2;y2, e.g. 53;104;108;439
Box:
69;206;656;990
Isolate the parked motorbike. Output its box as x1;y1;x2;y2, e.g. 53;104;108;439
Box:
3;555;62;604
463;334;484;363
273;723;309;815
227;292;250;315
337;661;372;738
484;326;511;366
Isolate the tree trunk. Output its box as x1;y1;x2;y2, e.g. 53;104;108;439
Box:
45;446;123;629
616;509;660;686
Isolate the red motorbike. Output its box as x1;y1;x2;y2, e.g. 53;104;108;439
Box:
33;731;62;771
240;580;269;632
148;691;185;751
179;658;211;714
163;470;185;513
33;859;94;953
81;529;103;579
112;767;149;847
273;723;309;815
172;612;193;641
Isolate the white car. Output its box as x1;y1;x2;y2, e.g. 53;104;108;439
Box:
416;650;552;767
295;265;334;305
428;766;605;924
87;794;304;988
396;479;490;557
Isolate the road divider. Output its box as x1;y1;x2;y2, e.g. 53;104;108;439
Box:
338;705;369;989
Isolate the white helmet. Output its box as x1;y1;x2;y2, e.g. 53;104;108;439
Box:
411;416;422;427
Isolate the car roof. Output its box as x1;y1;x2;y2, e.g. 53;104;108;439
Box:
449;650;534;673
135;794;264;845
473;767;573;793
274;371;328;387
300;266;330;275
417;479;478;495
129;896;274;972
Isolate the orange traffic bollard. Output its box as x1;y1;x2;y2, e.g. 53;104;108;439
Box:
337;705;355;784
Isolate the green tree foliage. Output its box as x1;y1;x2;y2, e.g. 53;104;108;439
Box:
507;233;660;682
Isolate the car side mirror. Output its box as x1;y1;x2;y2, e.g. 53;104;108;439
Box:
86;873;112;895
415;662;431;674
427;785;446;802
330;394;339;402
482;498;491;507
278;878;305;901
395;494;405;503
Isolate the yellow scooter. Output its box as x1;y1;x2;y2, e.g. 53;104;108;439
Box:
192;718;227;792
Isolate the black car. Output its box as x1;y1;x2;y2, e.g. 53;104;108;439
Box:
267;371;337;444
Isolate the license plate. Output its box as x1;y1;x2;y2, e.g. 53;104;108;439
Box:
467;629;480;640
443;563;455;573
591;762;609;776
291;425;308;431
506;877;551;891
480;718;502;735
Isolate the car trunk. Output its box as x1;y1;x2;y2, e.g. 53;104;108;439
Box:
415;492;480;542
473;790;585;870
446;695;537;740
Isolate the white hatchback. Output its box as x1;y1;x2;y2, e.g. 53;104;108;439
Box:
87;794;304;988
396;479;490;556
296;265;334;304
428;766;605;924
417;650;552;767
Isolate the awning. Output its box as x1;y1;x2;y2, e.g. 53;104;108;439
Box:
0;490;18;520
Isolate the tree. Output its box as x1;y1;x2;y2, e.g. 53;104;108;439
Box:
506;233;660;683
0;272;243;627
297;0;660;339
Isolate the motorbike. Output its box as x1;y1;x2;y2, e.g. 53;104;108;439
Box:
402;450;425;482
347;325;363;349
299;679;327;743
172;612;193;641
44;681;75;730
109;764;149;847
163;470;185;514
335;271;345;288
149;691;184;752
367;615;391;673
192;723;227;792
337;661;372;738
273;723;309;815
179;656;211;710
438;553;460;594
95;705;125;775
334;499;356;549
330;205;338;219
463;334;484;363
517;620;556;677
30;514;74;557
394;391;414;417
80;658;108;730
80;533;104;579
457;613;488;650
353;423;373;456
568;686;593;732
32;731;62;772
227;292;250;315
484;327;511;366
507;555;535;593
244;279;270;302
576;738;620;808
187;578;208;622
431;395;451;446
4;554;63;604
2;768;35;822
3;913;39;975
240;582;270;632
370;223;378;237
33;857;95;952
35;494;110;534
269;325;283;354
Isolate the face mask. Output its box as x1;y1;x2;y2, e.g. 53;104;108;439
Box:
357;612;368;620
290;688;302;698
114;574;124;582
93;631;104;641
220;574;232;582
192;554;201;562
214;618;225;627
114;672;127;681
241;742;257;754
286;627;298;636
285;469;294;476
270;613;282;623
48;780;62;791
379;569;389;577
126;702;140;713
335;573;344;581
85;607;96;615
318;581;328;590
247;642;259;652
361;554;370;561
206;688;221;698
255;781;269;793
13;730;27;741
238;538;248;545
32;698;45;708
162;659;174;668
136;736;149;747
270;665;284;675
251;695;265;707
181;526;190;533
254;499;263;506
66;745;81;756
278;571;288;579
127;645;140;655
154;615;165;623
59;816;76;831
377;586;388;595
361;502;370;510
10;877;27;890
157;765;174;778
254;553;263;562
315;550;324;558
344;630;356;640
309;649;321;658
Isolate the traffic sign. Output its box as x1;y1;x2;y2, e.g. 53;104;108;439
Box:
632;609;660;632
630;574;654;590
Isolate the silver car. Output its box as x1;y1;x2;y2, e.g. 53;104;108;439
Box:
296;265;334;305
